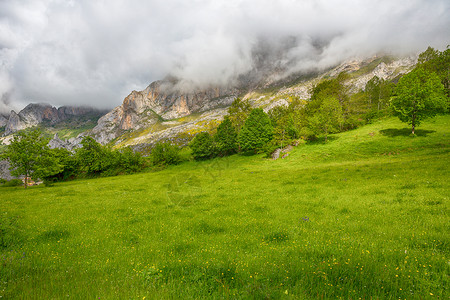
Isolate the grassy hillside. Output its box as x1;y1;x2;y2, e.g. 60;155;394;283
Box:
1;116;449;299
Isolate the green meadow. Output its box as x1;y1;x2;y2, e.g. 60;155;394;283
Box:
1;116;449;299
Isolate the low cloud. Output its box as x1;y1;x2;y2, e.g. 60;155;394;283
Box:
0;0;449;113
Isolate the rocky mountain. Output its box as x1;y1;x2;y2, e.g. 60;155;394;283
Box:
2;103;107;136
91;54;417;148
90;79;238;144
0;114;7;127
0;54;418;152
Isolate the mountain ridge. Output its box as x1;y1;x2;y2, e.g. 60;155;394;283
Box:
0;54;418;149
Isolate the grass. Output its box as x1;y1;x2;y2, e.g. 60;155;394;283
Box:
1;116;449;299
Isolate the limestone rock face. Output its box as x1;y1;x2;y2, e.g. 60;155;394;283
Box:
3;103;106;136
48;133;82;151
0;115;7;127
0;160;14;180
91;79;238;144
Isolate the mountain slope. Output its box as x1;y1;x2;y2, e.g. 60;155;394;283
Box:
93;54;416;148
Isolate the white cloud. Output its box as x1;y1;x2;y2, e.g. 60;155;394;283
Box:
0;0;449;113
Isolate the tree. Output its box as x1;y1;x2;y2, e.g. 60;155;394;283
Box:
43;148;78;183
307;96;344;142
390;67;447;135
214;117;238;156
227;97;252;132
365;76;394;111
190;132;215;160
1;129;61;188
417;46;450;97
309;73;350;130
76;136;112;175
238;108;273;153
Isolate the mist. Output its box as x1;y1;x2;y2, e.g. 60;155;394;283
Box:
0;0;449;114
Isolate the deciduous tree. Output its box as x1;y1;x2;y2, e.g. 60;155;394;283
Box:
1;129;61;188
227;98;252;132
307;96;344;142
390;67;447;135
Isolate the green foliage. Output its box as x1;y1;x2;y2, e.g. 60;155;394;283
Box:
76;136;112;176
150;142;181;166
116;147;145;173
307;96;344;141
365;75;394;111
268;98;308;146
417;46;450;97
1;179;23;187
75;137;144;176
227;97;252;132
1;128;62;188
190;132;215;160
214;117;238;156
238;108;273;153
310;72;349;105
390;67;447;134
44;148;79;182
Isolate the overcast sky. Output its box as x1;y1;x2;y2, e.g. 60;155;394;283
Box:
0;0;449;114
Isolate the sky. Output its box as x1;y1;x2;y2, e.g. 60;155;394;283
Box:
0;0;449;114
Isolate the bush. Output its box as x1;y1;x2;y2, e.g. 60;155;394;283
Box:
3;179;23;187
190;132;215;160
214;117;238;156
238;109;273;153
151;142;181;166
116;147;144;173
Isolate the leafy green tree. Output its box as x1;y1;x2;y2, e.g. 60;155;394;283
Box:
365;76;394;111
1;128;62;188
238;108;273;153
310;72;349;105
307;96;344;142
309;73;350;130
76;136;112;176
390;67;447;135
190;132;215;160
417;46;450;97
214;117;238;156
43;148;79;183
227;97;252;132
150;142;181;166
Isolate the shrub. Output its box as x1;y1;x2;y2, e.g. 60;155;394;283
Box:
190;132;215;160
214;117;238;156
3;179;23;187
151;142;181;166
238;109;273;153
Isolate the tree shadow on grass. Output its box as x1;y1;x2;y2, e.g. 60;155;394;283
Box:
380;128;435;137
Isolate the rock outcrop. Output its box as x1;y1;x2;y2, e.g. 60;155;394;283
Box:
0;160;14;180
0;114;7;127
91;79;238;144
3;103;106;136
48;133;82;151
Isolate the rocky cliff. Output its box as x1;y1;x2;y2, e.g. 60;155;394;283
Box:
3;103;106;136
0;114;7;127
91;79;238;144
101;55;417;148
